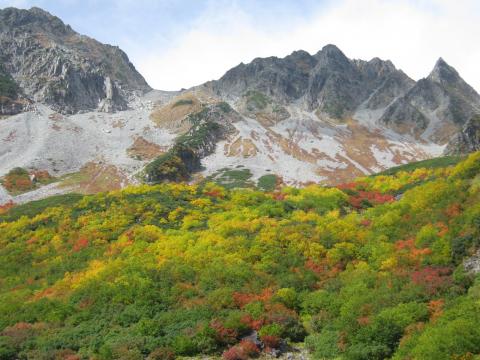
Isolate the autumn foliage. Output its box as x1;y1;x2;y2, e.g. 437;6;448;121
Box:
0;152;480;359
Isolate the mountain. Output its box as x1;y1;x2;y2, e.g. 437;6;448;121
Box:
207;45;416;120
379;58;480;143
0;7;150;114
1;7;480;205
182;46;477;186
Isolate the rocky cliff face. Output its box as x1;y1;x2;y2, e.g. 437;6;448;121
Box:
445;115;480;155
0;7;151;114
379;58;480;143
205;45;415;120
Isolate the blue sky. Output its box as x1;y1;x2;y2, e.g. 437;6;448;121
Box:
1;0;479;92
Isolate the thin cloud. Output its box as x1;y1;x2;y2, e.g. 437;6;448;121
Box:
134;0;480;91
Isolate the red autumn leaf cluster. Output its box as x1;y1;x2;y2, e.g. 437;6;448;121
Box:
211;319;239;345
348;191;395;209
411;267;452;295
0;200;15;214
222;340;260;360
73;237;90;252
260;334;281;349
233;288;273;308
240;314;264;331
428;299;445;322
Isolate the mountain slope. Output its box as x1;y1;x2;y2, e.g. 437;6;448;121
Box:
0;7;151;114
1;7;480;204
0;152;480;359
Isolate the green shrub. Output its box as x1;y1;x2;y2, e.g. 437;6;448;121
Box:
172;99;194;108
258;323;283;338
257;174;277;191
305;330;340;359
245;90;271;110
0;67;17;99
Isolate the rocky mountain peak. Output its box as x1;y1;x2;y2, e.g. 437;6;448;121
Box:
379;58;480;142
314;44;351;68
0;6;150;114
318;44;345;57
427;57;461;84
367;57;396;73
0;7;73;35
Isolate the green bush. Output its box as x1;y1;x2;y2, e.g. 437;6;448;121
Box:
257;174;277;191
0;67;17;99
172;99;194;108
258;323;284;338
245;90;271;110
305;330;340;359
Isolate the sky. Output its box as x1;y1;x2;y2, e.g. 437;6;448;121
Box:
0;0;479;92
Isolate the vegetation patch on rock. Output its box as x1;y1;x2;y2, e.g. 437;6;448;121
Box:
144;104;235;184
1;167;55;195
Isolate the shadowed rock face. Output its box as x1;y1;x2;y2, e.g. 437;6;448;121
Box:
445;115;480;155
0;7;151;114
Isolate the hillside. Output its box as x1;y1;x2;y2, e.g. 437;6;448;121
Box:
1;152;480;359
1;8;480;205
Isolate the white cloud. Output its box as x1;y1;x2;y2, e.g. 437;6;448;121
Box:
133;0;480;92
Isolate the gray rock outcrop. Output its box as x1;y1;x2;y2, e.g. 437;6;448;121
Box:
464;249;480;275
445;115;480;154
0;7;150;114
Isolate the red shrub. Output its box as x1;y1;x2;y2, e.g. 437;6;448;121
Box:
360;219;372;227
305;259;325;274
428;299;445;322
72;237;89;252
205;187;224;198
411;267;452;295
31;170;52;182
223;346;248;360
260;335;281;349
357;316;370;326
239;340;260;357
0;200;15;214
348;191;394;209
53;349;80;360
233;288;273;308
445;203;461;218
147;347;175;360
264;303;298;325
272;192;286;201
211;320;238;345
240;314;263;331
